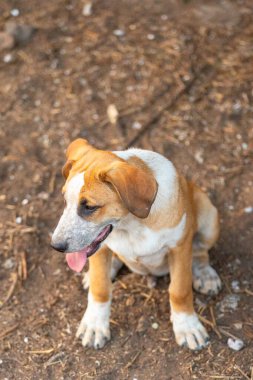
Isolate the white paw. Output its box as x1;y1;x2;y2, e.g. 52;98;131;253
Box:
171;312;209;351
193;264;222;295
82;271;90;290
76;294;111;349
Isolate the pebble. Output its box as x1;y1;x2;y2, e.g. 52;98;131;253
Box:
21;198;29;205
107;104;118;125
231;280;240;292
244;206;253;213
24;337;29;344
3;258;15;269
0;32;15;51
10;8;20;17
234;322;243;330
147;33;155;40
82;3;93;16
0;359;2;365
132;121;142;130
38;191;49;200
151;322;159;330
3;53;14;63
194;150;204;164
227;338;244;351
16;216;22;224
113;29;125;37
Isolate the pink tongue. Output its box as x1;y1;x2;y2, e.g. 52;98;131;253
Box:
66;251;87;272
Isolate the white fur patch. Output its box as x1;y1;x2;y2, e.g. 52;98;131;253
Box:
76;293;111;349
171;311;209;350
106;213;186;276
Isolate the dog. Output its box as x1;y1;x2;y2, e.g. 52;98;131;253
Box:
51;138;221;351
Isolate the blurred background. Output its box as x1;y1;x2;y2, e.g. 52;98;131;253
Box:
0;1;252;379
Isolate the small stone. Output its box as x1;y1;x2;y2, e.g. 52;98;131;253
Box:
107;104;118;125
53;269;61;276
231;280;240;292
0;32;15;51
82;3;93;16
10;8;20;17
16;216;22;224
241;142;248;150
244;206;253;213
132;121;142;130
0;359;3;365
3;258;15;270
24;337;29;344
152;322;159;330
227;338;244;351
38;192;49;200
194;150;204;164
147;33;155;40
3;53;14;63
113;29;125;37
35;99;41;107
21;198;29;205
95;360;100;367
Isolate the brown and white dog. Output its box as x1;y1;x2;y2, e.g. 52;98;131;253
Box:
51;138;221;351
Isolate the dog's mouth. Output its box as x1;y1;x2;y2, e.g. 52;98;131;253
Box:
66;224;113;273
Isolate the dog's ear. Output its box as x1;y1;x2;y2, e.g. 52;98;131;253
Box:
100;162;158;218
62;139;95;179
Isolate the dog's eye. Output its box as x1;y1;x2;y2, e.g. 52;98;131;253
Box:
79;200;100;216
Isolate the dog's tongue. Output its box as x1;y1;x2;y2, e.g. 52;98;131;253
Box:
66;251;87;273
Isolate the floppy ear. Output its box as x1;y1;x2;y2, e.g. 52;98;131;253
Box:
62;139;95;179
101;162;158;218
62;160;74;179
65;138;93;161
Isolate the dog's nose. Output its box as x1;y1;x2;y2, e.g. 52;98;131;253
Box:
51;241;68;253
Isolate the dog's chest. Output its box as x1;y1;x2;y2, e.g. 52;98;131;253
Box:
106;214;186;275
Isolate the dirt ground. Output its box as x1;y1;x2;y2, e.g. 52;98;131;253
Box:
0;0;253;379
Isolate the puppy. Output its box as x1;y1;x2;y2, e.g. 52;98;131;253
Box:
51;139;221;351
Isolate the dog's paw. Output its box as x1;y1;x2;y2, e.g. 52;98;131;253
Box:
192;264;222;295
82;271;90;290
76;296;111;349
171;312;209;351
76;318;111;349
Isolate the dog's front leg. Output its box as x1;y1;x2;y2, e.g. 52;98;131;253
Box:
76;246;112;349
169;233;209;350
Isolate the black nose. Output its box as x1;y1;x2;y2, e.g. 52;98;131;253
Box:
51;241;68;253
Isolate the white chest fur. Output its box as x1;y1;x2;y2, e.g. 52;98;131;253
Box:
106;213;186;275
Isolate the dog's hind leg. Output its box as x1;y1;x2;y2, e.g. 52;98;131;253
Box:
83;252;123;290
192;187;222;296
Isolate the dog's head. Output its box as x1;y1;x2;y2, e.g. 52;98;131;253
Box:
51;139;158;272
